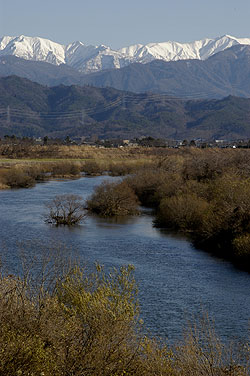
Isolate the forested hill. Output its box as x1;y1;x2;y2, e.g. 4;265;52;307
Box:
0;76;250;140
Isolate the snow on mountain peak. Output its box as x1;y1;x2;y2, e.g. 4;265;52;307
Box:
0;34;250;73
0;36;15;50
0;35;66;65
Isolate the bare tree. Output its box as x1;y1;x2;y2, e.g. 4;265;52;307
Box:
44;194;86;226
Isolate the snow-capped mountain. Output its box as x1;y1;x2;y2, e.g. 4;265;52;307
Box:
0;35;65;65
0;35;132;73
0;34;250;73
119;35;250;62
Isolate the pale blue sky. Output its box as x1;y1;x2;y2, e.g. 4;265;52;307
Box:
0;0;250;48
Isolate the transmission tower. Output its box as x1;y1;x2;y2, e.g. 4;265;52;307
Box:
81;109;85;125
122;95;126;110
7;106;10;124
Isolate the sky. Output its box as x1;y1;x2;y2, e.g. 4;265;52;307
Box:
0;0;250;49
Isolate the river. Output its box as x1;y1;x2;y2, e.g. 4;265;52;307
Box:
0;175;250;343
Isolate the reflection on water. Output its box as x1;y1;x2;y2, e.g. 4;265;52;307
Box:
0;176;250;343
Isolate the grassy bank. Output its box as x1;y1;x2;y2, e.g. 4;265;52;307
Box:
0;145;156;189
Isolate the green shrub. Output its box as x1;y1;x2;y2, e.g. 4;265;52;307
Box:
0;243;249;375
0;251;174;376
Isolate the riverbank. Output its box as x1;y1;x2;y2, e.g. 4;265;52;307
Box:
0;145;156;188
84;147;250;269
1;175;250;346
1;146;250;269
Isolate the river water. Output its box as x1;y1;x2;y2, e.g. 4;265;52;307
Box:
0;176;250;343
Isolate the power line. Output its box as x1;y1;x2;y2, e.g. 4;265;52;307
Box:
0;90;241;125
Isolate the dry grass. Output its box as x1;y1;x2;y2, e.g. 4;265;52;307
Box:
0;145;158;188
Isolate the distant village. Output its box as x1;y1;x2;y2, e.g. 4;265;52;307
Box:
1;134;250;148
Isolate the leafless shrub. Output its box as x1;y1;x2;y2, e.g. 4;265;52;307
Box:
87;180;139;216
44;194;86;226
1;167;35;188
156;193;209;231
173;314;250;376
125;168;171;206
51;161;81;176
82;159;103;175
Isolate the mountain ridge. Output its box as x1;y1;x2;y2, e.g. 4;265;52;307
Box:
2;44;250;99
0;34;250;73
81;44;250;98
0;75;250;140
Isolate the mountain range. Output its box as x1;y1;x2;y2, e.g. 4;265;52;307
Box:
0;76;250;140
1;34;250;140
80;44;250;99
0;34;250;73
1;44;250;99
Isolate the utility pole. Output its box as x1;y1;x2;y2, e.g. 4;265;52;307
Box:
122;95;126;110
